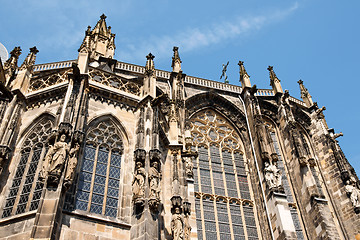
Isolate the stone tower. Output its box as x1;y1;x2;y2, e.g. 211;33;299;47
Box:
0;15;359;240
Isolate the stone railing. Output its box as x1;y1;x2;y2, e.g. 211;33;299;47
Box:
289;96;306;107
33;60;76;72
255;89;274;96
116;61;242;93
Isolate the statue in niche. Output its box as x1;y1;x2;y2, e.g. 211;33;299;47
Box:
48;134;70;177
64;143;80;188
40;134;70;186
264;161;283;192
149;161;161;200
171;206;184;240
132;161;146;205
345;179;360;210
184;156;194;179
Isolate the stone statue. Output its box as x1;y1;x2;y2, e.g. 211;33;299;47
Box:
171;206;184;240
47;134;70;178
264;161;282;191
184;216;191;240
40;134;70;185
220;61;229;84
149;161;161;200
64;143;80;188
132;161;146;204
345;180;360;209
184;156;194;179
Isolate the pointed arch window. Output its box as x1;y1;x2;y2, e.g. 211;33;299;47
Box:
74;119;123;218
191;109;259;240
2;118;53;218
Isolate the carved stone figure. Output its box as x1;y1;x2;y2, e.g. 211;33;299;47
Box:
184;156;194;179
149;161;161;200
132;161;146;205
48;134;70;177
345;180;360;210
64;143;80;188
171;206;184;240
264;161;282;192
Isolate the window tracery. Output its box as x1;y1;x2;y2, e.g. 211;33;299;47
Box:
190;109;258;239
74;119;123;218
29;69;72;92
2;118;53;218
89;68;141;96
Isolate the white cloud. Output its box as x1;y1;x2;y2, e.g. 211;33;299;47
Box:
118;2;299;62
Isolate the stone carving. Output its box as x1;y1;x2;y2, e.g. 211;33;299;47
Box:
132;161;146;206
264;161;283;192
171;196;184;240
345;179;360;213
64;143;80;188
46;134;70;187
0;146;11;168
184;156;194;179
148;151;161;213
183;201;191;240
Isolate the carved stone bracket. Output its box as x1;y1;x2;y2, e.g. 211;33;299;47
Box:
58;122;73;137
73;130;85;145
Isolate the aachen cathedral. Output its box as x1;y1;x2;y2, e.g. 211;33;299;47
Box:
0;14;359;240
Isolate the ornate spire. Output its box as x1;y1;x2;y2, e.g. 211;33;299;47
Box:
20;47;38;71
93;13;108;36
145;53;155;74
267;66;283;94
172;46;182;72
78;14;116;60
297;80;314;107
238;60;251;88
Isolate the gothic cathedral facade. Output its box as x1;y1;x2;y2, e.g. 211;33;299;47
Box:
0;15;359;240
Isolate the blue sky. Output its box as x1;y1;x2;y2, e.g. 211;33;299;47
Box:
1;0;359;175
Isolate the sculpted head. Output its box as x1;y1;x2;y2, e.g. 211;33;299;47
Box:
60;134;66;142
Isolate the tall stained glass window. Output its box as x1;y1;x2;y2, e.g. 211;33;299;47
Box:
2;118;53;218
74;119;123;218
191;109;259;240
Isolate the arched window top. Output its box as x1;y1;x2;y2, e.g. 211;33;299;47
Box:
86;119;123;151
190;109;243;151
23;118;53;149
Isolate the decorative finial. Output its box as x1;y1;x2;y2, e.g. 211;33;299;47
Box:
267;65;283;94
146;52;155;60
220;61;229;84
172;46;182;72
145;53;155;74
238;60;251;88
297;79;314;107
100;14;107;20
30;46;39;54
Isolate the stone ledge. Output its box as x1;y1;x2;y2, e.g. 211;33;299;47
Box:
63;210;131;229
0;210;36;225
